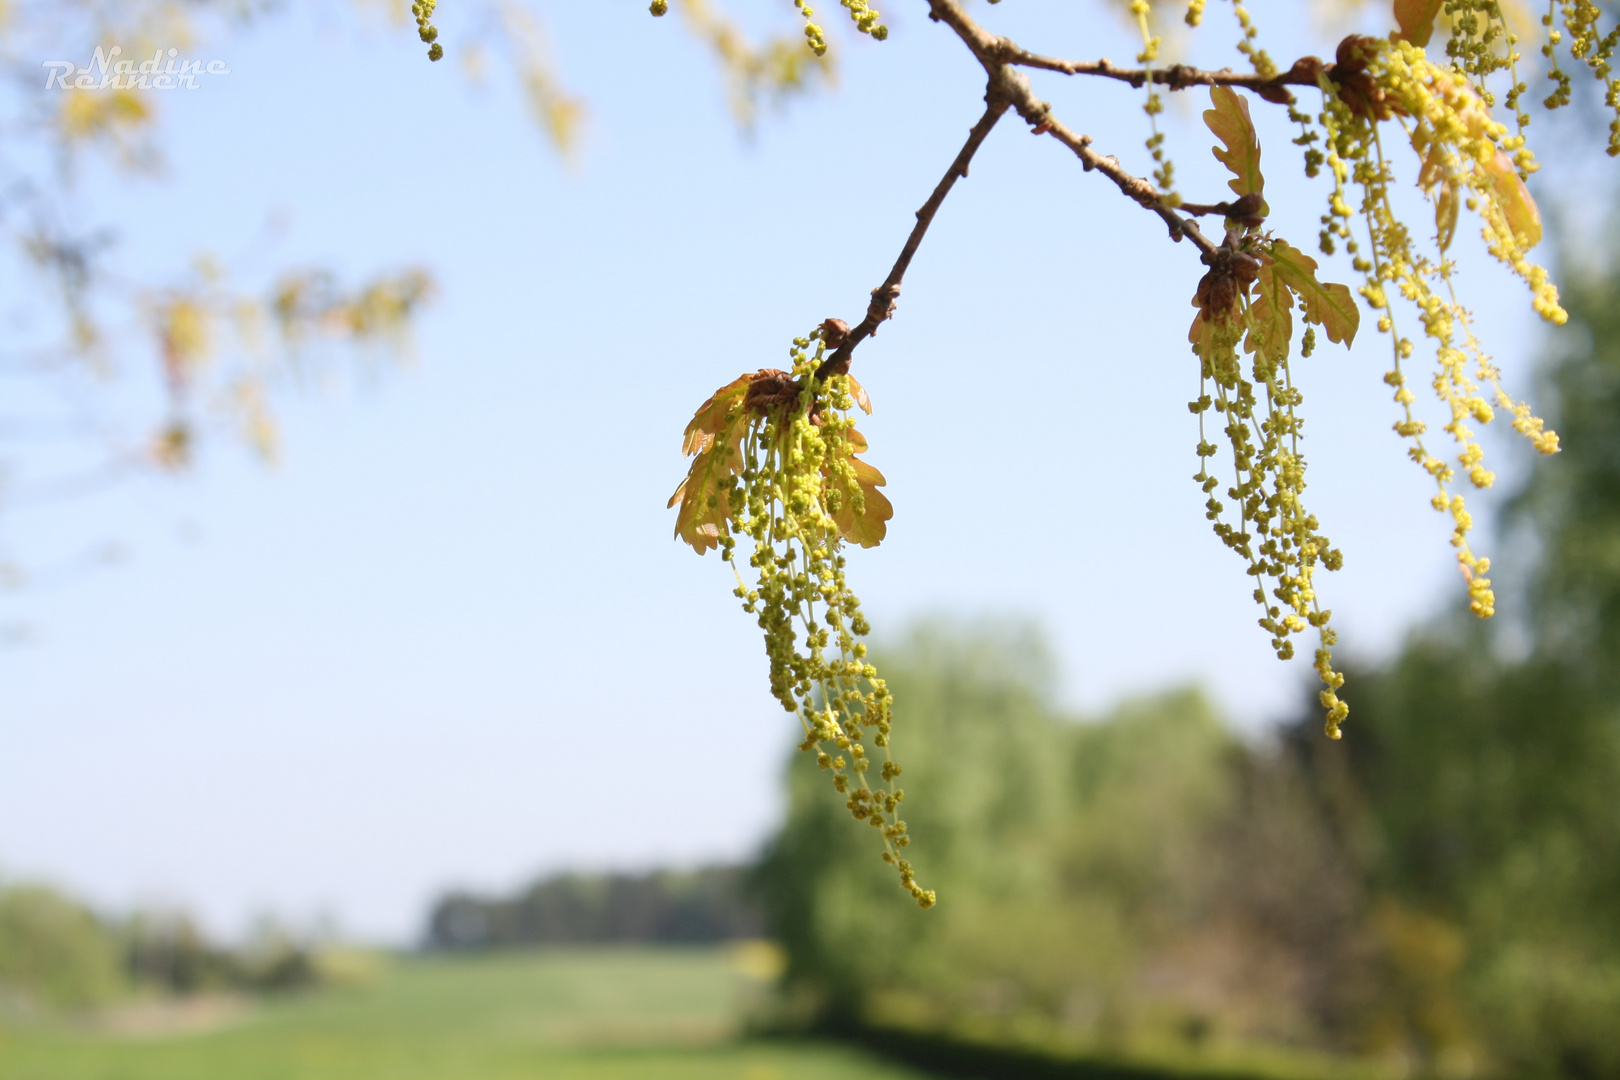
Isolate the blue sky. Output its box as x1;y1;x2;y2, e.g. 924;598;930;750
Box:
0;2;1558;941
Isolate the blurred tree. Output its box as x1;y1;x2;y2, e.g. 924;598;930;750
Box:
0;0;837;621
1286;254;1620;1077
424;865;763;949
0;884;123;1009
757;620;1382;1068
0;1;452;624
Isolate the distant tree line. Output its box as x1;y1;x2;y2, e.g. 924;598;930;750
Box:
0;885;322;1011
423;866;762;950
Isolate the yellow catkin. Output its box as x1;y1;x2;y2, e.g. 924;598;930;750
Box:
1132;1;1178;201
1313;39;1561;636
714;332;931;907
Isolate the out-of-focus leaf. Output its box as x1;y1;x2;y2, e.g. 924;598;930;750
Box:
682;373;752;456
833;457;892;549
1394;0;1444;46
1483;150;1542;250
847;374;872;415
670;444;740;554
1245;260;1294;362
1204;86;1267;211
1416;142;1448;192
672;374;754;553
1435;181;1460;252
1269;240;1360;346
1189;307;1219;356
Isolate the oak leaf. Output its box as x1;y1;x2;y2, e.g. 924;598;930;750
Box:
1245;258;1294;362
1435;181;1460;253
832;456;893;549
681;373;752;456
847;374;872;415
1204;87;1268;214
671;374;753;554
1482;150;1542;250
1268;240;1360;346
1393;0;1444;47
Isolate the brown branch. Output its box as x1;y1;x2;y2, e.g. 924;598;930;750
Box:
815;98;1009;380
923;0;1219;256
818;0;1302;379
992;42;1331;105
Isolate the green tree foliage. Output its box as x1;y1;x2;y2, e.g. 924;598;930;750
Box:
761;592;1620;1075
424;866;763;949
124;912;322;996
1304;257;1620;1080
0;885;123;1009
0;883;331;1011
757;621;1381;1066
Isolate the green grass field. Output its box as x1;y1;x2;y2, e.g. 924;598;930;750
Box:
0;947;931;1080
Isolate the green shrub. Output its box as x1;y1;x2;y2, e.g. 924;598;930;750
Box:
0;884;124;1009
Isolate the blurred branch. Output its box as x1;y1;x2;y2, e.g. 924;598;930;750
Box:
671;0;833;129
994;42;1332;101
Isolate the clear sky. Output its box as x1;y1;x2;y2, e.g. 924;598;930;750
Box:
0;2;1556;942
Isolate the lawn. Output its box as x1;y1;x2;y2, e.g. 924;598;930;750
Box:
0;946;932;1080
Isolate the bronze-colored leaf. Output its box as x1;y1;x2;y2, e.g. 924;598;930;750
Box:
1394;0;1443;46
1245;259;1294;362
1189;307;1220;358
1204;86;1267;212
846;374;872;415
1483;150;1542;250
670;443;741;554
1416;142;1448;193
833;457;892;549
1268;239;1360;346
673;373;757;553
681;373;753;456
1435;181;1460;253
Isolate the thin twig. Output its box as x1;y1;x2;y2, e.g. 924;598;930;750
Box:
923;0;1219;254
816;98;1009;379
821;0;1299;377
993;40;1330;102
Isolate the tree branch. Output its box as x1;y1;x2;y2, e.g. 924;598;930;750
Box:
992;42;1330;104
821;0;1283;379
921;0;1220;255
816;98;1009;379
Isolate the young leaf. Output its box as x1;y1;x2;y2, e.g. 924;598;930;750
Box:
669;446;737;554
1268;240;1360;346
1483;150;1543;250
1204;86;1267;212
672;374;753;553
1188;306;1219;356
1435;181;1460;253
833;457;893;549
1245;259;1294;362
846;374;872;415
1394;0;1444;47
681;373;753;456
